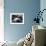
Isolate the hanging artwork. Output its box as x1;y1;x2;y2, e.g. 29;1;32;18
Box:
10;13;24;24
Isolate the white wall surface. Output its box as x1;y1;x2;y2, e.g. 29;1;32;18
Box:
0;0;4;42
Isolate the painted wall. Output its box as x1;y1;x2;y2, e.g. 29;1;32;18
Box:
4;0;40;42
40;0;46;27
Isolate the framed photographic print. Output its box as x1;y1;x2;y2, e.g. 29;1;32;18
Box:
10;13;24;24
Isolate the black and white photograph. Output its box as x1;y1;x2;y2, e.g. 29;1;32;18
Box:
10;13;24;24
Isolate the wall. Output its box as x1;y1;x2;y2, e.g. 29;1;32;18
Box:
40;0;46;27
4;0;40;42
0;0;4;42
